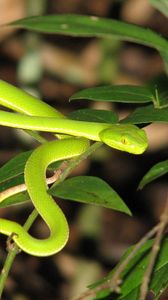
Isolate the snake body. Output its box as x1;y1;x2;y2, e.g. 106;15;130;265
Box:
0;138;89;256
0;80;148;256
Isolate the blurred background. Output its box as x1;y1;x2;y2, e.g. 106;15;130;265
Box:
0;0;168;299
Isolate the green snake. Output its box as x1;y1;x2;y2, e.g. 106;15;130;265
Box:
0;80;148;256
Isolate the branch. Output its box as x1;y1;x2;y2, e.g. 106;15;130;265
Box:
0;169;62;202
73;193;168;300
0;209;38;297
139;195;168;300
72;224;160;300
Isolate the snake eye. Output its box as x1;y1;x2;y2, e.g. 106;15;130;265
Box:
121;137;128;145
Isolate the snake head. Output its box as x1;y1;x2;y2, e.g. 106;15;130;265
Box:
99;124;148;154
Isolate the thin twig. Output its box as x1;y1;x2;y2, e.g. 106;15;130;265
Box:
73;195;168;300
0;209;38;298
139;197;168;300
0;142;102;202
0;170;62;202
51;142;102;189
72;224;160;300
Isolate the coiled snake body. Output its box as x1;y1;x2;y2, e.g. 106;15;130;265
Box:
0;80;148;256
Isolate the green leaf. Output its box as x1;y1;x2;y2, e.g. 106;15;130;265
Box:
50;176;131;215
0;191;29;208
118;238;168;299
0;176;130;213
160;50;168;77
0;174;28;208
0;151;32;184
69;109;118;123
0;175;24;193
70;85;154;104
90;238;168;299
0;149;61;188
9;14;168;53
89;239;153;292
157;90;168;108
150;0;168;17
117;289;139;300
138;160;168;189
0;152;61;208
93;289;111;300
121;105;168;124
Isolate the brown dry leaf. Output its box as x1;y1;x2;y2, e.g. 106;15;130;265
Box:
0;0;26;41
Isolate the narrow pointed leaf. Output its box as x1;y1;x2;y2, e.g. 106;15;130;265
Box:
138;159;168;189
0;176;130;214
0;191;29;208
0;175;24;193
9;15;168;53
121;105;168;124
160;50;168;76
69;109;118;123
0;151;32;184
90;238;168;299
70;85;154;104
0;150;61;190
50;176;131;215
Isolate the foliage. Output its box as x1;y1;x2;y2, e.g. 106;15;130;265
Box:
90;237;168;299
0;3;168;299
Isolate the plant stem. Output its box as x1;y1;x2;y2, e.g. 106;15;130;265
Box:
51;141;103;188
72;224;159;300
0;209;38;298
25;129;47;144
22;209;39;232
139;197;168;300
0;170;61;202
0;246;18;298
